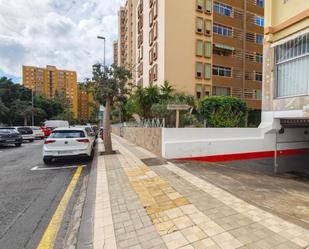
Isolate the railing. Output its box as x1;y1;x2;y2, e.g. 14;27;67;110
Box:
122;118;165;128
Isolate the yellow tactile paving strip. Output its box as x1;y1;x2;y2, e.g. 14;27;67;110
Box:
113;140;243;248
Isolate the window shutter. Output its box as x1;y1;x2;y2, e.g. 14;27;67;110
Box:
206;0;212;14
205;42;212;58
205;64;211;79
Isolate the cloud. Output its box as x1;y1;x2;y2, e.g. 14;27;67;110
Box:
0;0;125;81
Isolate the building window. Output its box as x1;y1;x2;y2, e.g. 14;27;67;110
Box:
213;23;232;37
204;41;212;58
255;16;264;27
256;53;263;63
196;84;202;99
255;34;263;44
255;72;262;81
255;90;262;100
276;33;309;97
256;0;264;7
204;85;211;97
153;43;158;61
196;17;203;34
153;64;158;81
153;22;158;40
196;62;203;78
149;29;154;46
205;0;212;14
149;68;153;84
205;64;211;79
196;40;203;56
213;65;232;77
214;2;232;17
149;9;154;27
149;48;153;65
196;0;203;12
205;19;212;36
213;87;230;96
153;0;158;19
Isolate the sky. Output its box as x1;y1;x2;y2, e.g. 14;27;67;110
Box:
0;0;125;83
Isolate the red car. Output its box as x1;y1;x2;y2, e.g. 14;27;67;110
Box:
41;126;52;137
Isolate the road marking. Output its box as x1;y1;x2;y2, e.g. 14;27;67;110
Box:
36;166;83;249
31;165;86;171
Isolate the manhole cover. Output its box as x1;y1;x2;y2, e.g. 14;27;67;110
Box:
141;157;167;166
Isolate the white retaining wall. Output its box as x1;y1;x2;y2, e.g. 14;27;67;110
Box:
162;127;309;159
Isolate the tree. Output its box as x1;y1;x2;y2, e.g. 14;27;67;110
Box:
93;64;131;154
0;98;8;122
160;81;174;100
198;96;248;127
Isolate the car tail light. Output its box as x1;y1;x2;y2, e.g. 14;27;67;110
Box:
77;139;90;143
45;140;56;144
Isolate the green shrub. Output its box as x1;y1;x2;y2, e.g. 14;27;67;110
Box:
199;96;248;127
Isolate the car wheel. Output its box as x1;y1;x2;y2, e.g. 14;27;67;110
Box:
15;143;22;147
43;157;52;165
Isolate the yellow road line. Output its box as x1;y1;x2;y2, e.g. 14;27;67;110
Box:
37;166;83;249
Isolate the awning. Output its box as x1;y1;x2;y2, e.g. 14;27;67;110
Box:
214;43;235;51
271;27;309;48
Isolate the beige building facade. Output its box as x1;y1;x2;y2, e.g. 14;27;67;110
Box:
116;0;265;110
262;0;309;127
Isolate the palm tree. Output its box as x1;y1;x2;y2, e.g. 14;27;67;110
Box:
160;81;174;99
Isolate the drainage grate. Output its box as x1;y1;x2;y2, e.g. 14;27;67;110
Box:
141;157;167;166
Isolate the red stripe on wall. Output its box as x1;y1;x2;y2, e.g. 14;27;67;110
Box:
176;148;309;162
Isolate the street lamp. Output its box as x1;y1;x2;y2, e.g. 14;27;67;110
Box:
97;36;106;67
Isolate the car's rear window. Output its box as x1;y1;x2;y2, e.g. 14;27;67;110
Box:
0;129;12;134
50;130;85;138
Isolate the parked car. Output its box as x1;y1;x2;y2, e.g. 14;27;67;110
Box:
30;126;45;139
73;125;97;146
41;126;52;137
0;128;23;147
43;127;95;164
13;127;35;142
44;120;69;130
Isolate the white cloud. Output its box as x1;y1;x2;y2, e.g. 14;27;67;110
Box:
0;0;125;81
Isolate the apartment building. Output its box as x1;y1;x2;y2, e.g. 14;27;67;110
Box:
113;41;118;65
22;65;78;117
262;0;309;127
116;0;264;110
77;83;96;121
118;7;127;67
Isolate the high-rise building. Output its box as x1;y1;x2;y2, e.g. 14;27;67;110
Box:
118;7;127;67
113;41;119;65
262;0;309;126
116;0;264;110
77;83;96;121
22;65;78;117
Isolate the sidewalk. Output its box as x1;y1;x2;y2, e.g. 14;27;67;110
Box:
93;135;309;249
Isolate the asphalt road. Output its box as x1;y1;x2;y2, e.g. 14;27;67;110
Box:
0;140;92;249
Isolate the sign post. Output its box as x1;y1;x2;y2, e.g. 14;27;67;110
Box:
167;104;191;128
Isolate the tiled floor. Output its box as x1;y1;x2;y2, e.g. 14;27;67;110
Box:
93;136;309;249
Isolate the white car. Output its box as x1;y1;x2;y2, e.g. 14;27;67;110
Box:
30;126;45;139
43;127;95;164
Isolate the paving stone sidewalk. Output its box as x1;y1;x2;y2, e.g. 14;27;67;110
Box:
93;135;309;249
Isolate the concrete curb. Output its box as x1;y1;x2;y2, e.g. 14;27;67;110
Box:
76;147;98;249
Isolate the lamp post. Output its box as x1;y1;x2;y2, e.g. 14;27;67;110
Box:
32;88;34;126
97;36;106;67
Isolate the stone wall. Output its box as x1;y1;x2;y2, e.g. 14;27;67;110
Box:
112;127;162;156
